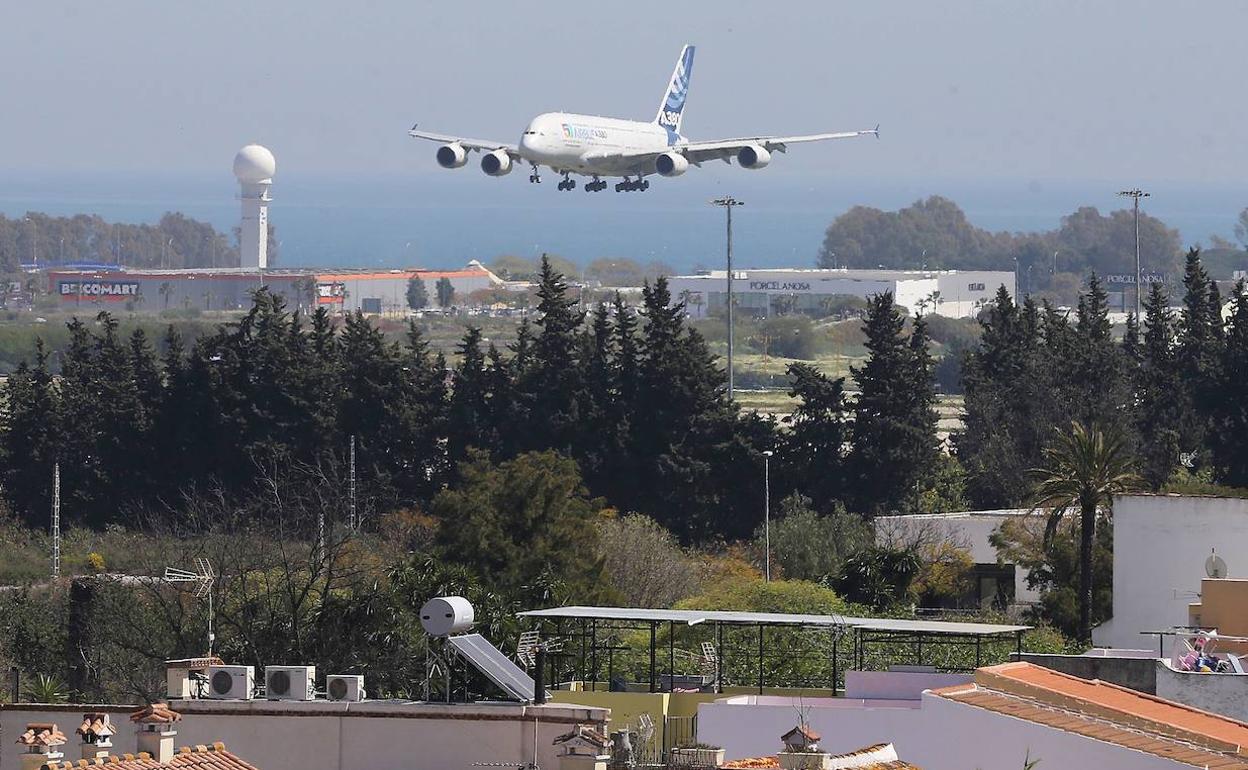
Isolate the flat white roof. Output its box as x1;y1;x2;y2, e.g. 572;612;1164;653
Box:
519;606;1029;636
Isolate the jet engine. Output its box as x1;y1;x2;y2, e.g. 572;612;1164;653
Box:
436;143;467;169
737;145;772;169
480;149;513;176
654;152;689;177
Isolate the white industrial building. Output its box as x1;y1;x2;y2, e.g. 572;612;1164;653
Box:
667;268;1014;318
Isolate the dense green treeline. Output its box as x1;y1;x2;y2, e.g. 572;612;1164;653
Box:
0;212;260;271
957;248;1248;507
0;257;949;541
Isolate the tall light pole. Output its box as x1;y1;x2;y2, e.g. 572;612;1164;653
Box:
1117;189;1150;318
762;450;773;582
710;196;744;400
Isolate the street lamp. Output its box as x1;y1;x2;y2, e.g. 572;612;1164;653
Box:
710;196;744;400
1117;189;1150;318
762;449;774;582
23;217;38;267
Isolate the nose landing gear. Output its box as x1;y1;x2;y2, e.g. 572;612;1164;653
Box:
528;165;541;184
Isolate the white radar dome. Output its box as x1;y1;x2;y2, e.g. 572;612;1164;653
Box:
420;596;475;637
233;144;276;183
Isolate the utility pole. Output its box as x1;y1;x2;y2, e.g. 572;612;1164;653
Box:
51;463;60;580
710;197;744;400
1117;189;1150;318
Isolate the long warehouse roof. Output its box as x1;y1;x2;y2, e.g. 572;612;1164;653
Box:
518;606;1030;637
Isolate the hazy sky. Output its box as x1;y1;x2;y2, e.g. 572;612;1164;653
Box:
3;0;1246;184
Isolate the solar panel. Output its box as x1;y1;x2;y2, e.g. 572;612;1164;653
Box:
448;633;539;702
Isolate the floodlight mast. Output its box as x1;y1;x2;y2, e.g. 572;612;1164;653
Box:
1117;188;1150;317
164;558;215;655
710;197;745;400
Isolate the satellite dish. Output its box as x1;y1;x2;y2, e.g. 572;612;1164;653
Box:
1206;550;1228;579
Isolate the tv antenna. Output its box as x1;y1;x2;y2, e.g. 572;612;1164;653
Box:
165;557;216;655
1206;549;1228;579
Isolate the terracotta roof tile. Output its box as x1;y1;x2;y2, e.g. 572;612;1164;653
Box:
76;714;116;740
129;704;182;725
41;743;259;770
18;723;68;748
934;685;1248;770
976;661;1248;753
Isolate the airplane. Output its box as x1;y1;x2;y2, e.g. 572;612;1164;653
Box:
408;45;878;193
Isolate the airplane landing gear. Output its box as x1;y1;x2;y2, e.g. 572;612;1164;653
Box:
584;177;606;192
615;177;650;192
528;165;541;183
557;173;577;191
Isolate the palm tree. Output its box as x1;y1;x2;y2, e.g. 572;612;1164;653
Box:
1030;422;1143;644
159;281;173;310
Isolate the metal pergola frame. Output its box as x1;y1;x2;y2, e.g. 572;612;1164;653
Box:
520;606;1028;696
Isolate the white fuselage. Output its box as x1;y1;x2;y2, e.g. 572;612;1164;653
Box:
518;112;678;176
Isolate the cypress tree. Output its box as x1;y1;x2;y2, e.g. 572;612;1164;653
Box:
780;362;849;509
848;293;939;515
1176;248;1223;464
0;341;60;524
525;255;585;454
1136;283;1183;489
447;327;492;462
1210;281;1248;486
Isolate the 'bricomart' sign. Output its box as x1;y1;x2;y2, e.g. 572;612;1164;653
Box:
59;281;141;300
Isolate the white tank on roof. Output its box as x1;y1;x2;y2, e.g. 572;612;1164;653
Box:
420;596;475;636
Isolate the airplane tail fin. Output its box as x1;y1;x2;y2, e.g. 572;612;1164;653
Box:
654;45;695;135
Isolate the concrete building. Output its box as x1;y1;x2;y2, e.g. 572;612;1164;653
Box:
2;698;608;770
666;268;1014;319
875;509;1040;610
46;261;502;315
699;662;1248;770
1094;495;1248;650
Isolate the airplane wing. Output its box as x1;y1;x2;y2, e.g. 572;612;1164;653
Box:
583;127;878;170
408;126;520;158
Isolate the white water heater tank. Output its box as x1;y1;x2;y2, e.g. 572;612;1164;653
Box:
420;596;475;636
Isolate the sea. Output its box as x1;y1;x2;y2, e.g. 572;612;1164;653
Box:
0;170;1242;273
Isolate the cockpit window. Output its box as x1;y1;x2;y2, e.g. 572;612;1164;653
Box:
523;130;537;135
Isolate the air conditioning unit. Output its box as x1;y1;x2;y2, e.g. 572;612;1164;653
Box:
326;674;365;702
265;665;315;701
206;665;254;700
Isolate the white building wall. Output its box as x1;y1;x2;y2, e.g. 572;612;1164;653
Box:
666;269;1013;319
1155;661;1248;722
876;511;1040;605
0;700;607;770
1094;495;1248;650
698;691;1189;770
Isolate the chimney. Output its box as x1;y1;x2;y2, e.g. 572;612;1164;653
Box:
76;713;116;762
131;702;182;764
15;723;66;770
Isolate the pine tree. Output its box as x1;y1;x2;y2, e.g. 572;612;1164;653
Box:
847;293;939;514
1136;283;1184;488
